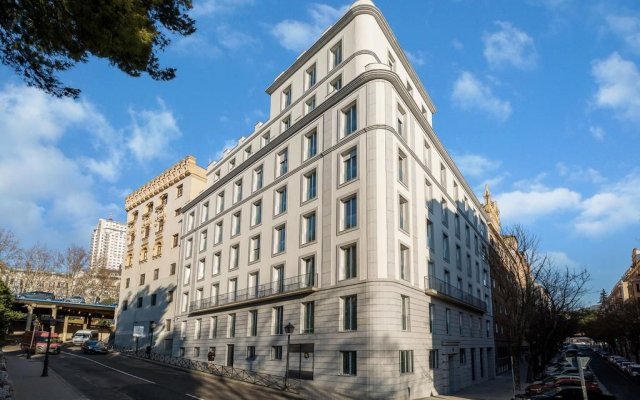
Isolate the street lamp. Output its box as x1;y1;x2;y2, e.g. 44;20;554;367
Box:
284;322;295;389
41;316;57;377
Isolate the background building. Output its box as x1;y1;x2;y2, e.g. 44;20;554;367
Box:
172;1;494;398
115;156;207;353
89;218;126;270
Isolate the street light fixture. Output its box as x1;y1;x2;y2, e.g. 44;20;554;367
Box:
284;322;295;389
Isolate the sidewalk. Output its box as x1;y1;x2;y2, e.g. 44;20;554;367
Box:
420;374;523;400
3;345;88;400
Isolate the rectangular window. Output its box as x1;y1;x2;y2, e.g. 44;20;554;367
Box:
306;64;317;89
429;303;435;333
227;313;236;338
195;288;203;308
460;348;467;365
125;278;130;288
211;283;219;305
397;108;405;139
341;351;357;376
214;221;223;245
244;146;252;160
342;295;357;331
167;290;174;303
282;85;292;108
303;170;317;201
233;180;243;204
441;199;448;227
302;212;317;244
398;151;407;183
455;214;461;238
273;306;284;335
302;302;315;334
440;163;447;188
275;186;287;215
399;196;408;231
250;235;261;262
229;244;239;270
342;147;357;182
229;158;236;170
248;310;258;337
137;297;143;308
399;350;414;374
272;265;284;293
172;234;179;248
456;245;462;270
305;129;318;159
231;212;241;236
277;148;288;176
253;166;263;192
400;245;409;281
340;243;357;280
429;350;439;369
465;224;471;247
195;318;201;339
446;308;451;334
197;258;205;280
216;192;225;214
423;141;431;170
401;295;410;331
459;312;464;335
228;278;237;302
252;200;262;226
282;115;291;131
443;234;450;261
330;75;343;92
467;254;472;277
331;41;343;68
271;346;283;360
427;219;435;250
201;203;209;223
187;212;195;231
181;292;189;313
212;252;221;275
180;321;186;339
166;319;172;332
246;346;256;361
305;96;316;113
342;196;357;230
183;265;190;285
185;238;193;259
248;272;259;298
209;316;217;339
274;225;286;254
343;104;357;136
425;179;433;211
177;184;183;198
302;256;316;287
261;132;271;147
199;230;207;252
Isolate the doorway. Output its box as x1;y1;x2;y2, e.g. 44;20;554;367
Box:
226;344;234;366
288;343;314;380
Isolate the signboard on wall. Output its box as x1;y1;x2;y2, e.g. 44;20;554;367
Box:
133;325;145;338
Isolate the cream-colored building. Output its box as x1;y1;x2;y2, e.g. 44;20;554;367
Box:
172;2;494;398
115;156;206;353
89;218;126;270
608;248;640;303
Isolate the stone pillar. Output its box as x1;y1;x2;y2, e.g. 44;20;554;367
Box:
62;315;69;342
82;316;87;330
87;316;92;329
51;307;57;333
25;305;34;331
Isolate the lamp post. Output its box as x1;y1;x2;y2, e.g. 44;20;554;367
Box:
284;322;295;389
41;316;56;377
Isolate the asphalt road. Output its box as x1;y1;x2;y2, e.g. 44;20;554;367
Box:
48;346;299;400
588;354;638;400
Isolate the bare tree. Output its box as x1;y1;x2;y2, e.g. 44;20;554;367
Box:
0;229;20;272
18;244;56;293
57;246;89;298
82;256;120;304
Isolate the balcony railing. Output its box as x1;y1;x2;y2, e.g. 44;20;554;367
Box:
425;276;487;312
190;273;317;313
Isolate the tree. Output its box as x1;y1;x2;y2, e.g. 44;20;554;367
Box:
0;0;196;98
18;243;56;292
57;245;89;297
0;278;25;339
0;228;20;272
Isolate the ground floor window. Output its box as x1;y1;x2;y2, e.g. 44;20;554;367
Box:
271;345;283;360
399;350;414;373
340;351;357;376
429;349;439;369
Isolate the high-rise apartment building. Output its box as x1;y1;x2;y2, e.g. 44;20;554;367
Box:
172;1;494;398
115;156;207;353
89;218;126;270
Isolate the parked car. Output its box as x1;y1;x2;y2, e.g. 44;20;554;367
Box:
528;386;615;400
20;331;61;354
525;376;599;395
71;329;99;346
625;364;640;381
81;340;108;355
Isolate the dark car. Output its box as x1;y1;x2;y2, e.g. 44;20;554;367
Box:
529;386;615;400
81;340;109;355
525;376;600;396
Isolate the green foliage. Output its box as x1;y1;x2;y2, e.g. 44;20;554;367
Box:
0;279;24;339
0;0;195;98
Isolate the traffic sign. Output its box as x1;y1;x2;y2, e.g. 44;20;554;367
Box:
133;325;145;338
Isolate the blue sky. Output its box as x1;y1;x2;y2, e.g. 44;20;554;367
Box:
1;0;639;304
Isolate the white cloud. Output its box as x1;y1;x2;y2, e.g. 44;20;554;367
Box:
556;163;605;184
451;71;512;120
406;51;426;67
495;187;581;222
216;25;255;50
546;251;579;269
454;154;501;178
591;52;640;122
173;34;223;59
606;14;640;54
191;0;254;18
589;125;605;141
127;100;182;163
483;21;537;70
271;3;348;52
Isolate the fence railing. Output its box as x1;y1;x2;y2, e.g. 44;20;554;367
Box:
112;345;300;392
425;275;487;311
190;273;317;313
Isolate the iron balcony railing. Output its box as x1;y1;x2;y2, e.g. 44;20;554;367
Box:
425;275;487;312
190;273;317;313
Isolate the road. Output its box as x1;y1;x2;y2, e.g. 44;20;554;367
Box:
588;354;638;400
29;346;299;400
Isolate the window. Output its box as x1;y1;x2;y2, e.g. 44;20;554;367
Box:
197;258;205;280
211;283;219;306
423;140;431;170
227;313;236;338
305;96;316;113
302;302;314;334
277;148;288;176
213;170;220;182
475;235;479;255
214;221;223;245
166;319;172;332
425;179;433;211
460;348;467;365
274;225;286;254
273;306;284;335
187;212;195;231
342;195;357;230
201;202;209;223
199;230;207;252
406;81;413;96
456;245;462;270
343;103;357;136
271;346;283;360
399;196;408;231
441;199;448;226
302;256;316;287
303;170;317;201
467;254;472;277
282;86;292;109
231;212;241;236
397;107;406;139
167;290;174;303
252;200;263;226
330;75;342;92
398;151;407;183
229;158;236;170
275;186;287;215
228;278;237;302
440;163;447;188
139;273;146;286
428;303;435;333
282;115;291;131
342;147;357;182
209;316;217;339
483;269;488;287
300;212;317;244
443;233;450;261
216;192;225;214
244;146;252;160
331;41;342;68
250;235;261;262
459;312;464;335
400;350;414;374
400;245;409;281
306;64;317;89
465;224;471;248
427;220;435;250
342;295;357;331
248;272;259;298
429;350;439;369
248;310;258;337
212;252;221;275
137;296;143;308
261;132;271;147
446;308;451;334
340;243;357;280
172;234;179;248
125;278;130;288
340;351;357;376
253;166;263;192
233;180;243;204
272;265;284;293
401;295;410;331
229;244;239;270
304;130;317;159
183;265;191;285
122;300;128;310
246;346;256;361
177;184;183;198
185;238;193;259
180;321;187;339
195;318;202;339
455;214;461;238
388;52;395;70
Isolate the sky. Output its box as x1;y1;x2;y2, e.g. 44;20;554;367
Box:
0;0;639;305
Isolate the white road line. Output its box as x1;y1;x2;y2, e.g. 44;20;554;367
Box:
64;351;156;384
185;394;204;400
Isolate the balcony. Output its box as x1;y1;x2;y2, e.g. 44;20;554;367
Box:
425;276;487;313
190;273;318;314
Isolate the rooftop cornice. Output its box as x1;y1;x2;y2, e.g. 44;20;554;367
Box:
265;3;437;114
125;156;206;211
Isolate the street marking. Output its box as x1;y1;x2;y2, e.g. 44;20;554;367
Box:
64;351;156;384
186;394;204;400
